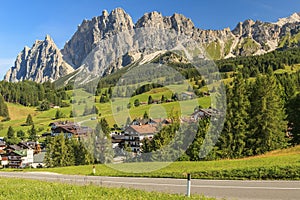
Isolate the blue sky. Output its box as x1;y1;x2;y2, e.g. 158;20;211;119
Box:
0;0;300;78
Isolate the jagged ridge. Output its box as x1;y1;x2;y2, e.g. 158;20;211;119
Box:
5;35;74;83
4;8;300;83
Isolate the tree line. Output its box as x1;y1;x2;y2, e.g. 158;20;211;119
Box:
0;80;70;108
140;68;299;161
217;47;300;77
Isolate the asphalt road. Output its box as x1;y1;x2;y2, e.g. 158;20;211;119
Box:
0;172;299;200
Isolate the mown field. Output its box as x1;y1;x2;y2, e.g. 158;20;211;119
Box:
0;178;213;200
0;86;211;137
5;146;300;180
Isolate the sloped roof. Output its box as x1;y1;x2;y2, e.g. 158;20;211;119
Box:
14;150;27;157
7;145;22;151
126;125;157;135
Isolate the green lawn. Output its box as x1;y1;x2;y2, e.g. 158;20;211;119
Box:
0;86;211;137
0;178;212;200
0;104;73;137
7;146;300;180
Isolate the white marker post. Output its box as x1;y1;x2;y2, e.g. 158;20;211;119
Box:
186;173;191;197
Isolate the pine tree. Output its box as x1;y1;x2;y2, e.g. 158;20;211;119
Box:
45;134;75;167
7;126;15;139
186;119;210;161
55;109;64;119
25;114;34;126
218;74;249;158
143;111;149;120
247;70;288;155
126;117;131;126
100;118;110;136
17;130;27;141
73;139;93;165
69;110;74;118
39;100;50;111
161;95;167;103
134;99;140;107
148;95;153;105
6;126;19;144
93;121;114;164
0;93;9;120
287;94;300;144
28;125;38;141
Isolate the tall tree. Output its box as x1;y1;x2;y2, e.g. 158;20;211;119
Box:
247;70;288;155
55;109;64;119
28;125;38;141
134;99;140;107
287;94;300;145
148;95;153;105
93;121;114;164
0;93;9;120
143;111;149;120
25;114;34;126
45;134;75;167
218;74;249;158
186;119;210;161
100;118;110;136
7;126;15;139
17;130;27;141
6;126;19;144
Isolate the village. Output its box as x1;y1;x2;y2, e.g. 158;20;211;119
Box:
0;108;219;168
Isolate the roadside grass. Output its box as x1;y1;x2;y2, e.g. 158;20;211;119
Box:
0;178;212;200
7;146;300;180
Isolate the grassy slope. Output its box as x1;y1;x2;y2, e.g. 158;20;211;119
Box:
0;104;72;137
205;41;222;60
0;86;211;136
279;32;300;48
0;178;212;200
274;64;300;74
8;146;300;180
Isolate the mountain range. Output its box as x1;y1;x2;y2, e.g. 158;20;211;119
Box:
4;8;300;83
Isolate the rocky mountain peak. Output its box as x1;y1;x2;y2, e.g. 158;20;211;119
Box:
45;34;53;41
276;12;300;26
5;8;300;84
102;9;109;17
62;8;134;68
135;11;164;28
5;35;74;83
106;7;134;32
232;19;255;37
170;13;195;33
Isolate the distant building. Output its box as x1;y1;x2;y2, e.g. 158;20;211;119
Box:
49;121;92;138
191;108;222;121
112;118;173;153
181;92;196;100
1;142;37;168
124;124;158;153
5;148;33;168
31;151;46;168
